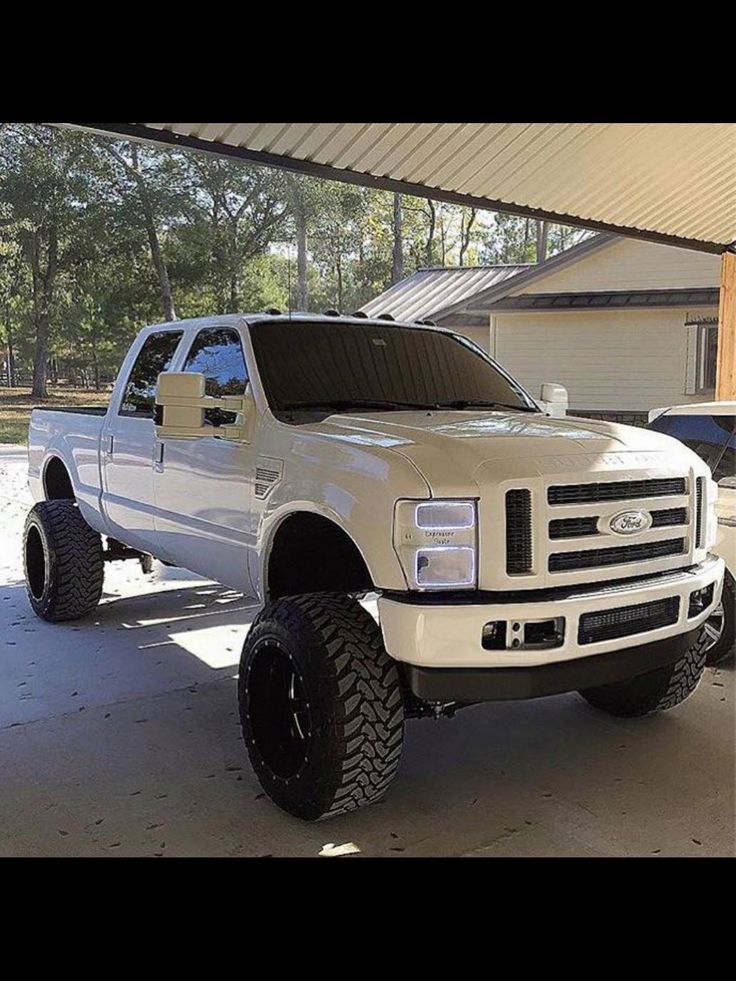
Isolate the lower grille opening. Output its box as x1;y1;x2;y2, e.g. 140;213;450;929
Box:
578;597;680;645
549;538;686;572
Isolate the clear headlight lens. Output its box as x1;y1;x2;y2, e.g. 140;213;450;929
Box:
394;499;477;590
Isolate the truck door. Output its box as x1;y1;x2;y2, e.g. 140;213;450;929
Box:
152;325;256;594
101;328;184;553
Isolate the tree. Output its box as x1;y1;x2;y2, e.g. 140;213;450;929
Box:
102;140;181;322
178;155;288;314
0;125;91;396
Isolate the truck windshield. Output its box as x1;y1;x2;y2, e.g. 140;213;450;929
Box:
250;320;538;414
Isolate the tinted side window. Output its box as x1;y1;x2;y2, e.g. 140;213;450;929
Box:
183;327;248;426
119;331;183;418
650;413;735;476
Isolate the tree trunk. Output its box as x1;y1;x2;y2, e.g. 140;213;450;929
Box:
287;176;309;310
30;225;58;399
4;303;14;387
459;208;476;267
141;198;176;321
425;200;436;266
91;332;100;391
536;220;549;264
114;144;177;322
392;193;403;284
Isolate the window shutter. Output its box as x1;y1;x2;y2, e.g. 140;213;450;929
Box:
684;323;699;395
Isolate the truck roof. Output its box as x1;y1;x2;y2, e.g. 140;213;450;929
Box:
136;311;451;336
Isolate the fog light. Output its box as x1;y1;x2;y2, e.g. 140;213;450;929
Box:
482;620;507;650
688;583;714;618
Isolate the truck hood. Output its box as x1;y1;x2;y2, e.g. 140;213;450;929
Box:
303;409;693;495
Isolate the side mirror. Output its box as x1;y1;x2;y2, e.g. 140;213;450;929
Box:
155;372;247;440
539;382;568;418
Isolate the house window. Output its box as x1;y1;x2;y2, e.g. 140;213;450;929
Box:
686;317;719;393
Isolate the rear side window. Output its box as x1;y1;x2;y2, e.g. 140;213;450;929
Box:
650;413;735;478
182;327;248;426
119;330;183;418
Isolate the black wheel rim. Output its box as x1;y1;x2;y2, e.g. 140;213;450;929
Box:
246;640;312;780
25;525;46;600
701;601;725;652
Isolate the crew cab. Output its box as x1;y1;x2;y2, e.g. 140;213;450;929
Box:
24;313;724;820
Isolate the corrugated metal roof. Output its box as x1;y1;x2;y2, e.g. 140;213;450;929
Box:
360;264;530;322
490;288;720;311
68;123;736;252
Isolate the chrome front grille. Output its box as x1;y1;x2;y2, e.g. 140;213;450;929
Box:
549;538;686;572
548;477;687;505
549;506;688;540
502;472;693;584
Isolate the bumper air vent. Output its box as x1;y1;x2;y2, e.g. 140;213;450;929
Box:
578;597;680;645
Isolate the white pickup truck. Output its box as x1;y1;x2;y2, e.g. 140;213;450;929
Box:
25;313;724;820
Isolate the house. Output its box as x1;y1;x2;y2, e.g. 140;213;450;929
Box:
361;235;722;425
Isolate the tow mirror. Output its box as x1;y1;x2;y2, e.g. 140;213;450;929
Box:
154;371;247;440
539;382;568;418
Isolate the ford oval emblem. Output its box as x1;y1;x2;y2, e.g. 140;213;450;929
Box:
606;509;653;536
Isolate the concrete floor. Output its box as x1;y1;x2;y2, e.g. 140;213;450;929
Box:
1;444;734;857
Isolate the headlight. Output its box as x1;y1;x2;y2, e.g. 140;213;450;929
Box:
394;499;477;590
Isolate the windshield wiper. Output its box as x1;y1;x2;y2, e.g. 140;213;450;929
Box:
433;399;539;413
280;398;436;413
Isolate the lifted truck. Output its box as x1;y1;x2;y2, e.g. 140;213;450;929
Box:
25;313;724;820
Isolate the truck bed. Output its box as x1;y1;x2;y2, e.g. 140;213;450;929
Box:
32;405;108;416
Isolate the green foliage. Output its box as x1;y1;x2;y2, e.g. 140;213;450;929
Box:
0;123;590;389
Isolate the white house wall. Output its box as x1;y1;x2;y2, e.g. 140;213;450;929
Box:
507;238;721;296
493;308;717;413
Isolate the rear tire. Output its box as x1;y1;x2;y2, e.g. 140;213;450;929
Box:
23;501;104;622
579;632;708;718
703;570;735;666
238;592;405;820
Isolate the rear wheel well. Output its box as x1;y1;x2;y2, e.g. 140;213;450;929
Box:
267;512;373;601
44;457;75;501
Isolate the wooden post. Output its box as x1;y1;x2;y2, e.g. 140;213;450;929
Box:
715;250;736;401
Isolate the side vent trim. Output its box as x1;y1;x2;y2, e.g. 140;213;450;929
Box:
506;489;533;575
255;458;284;500
695;476;704;548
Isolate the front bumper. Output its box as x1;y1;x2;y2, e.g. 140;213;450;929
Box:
403;629;699;703
378;555;724;671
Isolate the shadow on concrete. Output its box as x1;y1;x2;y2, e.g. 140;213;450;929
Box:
1;575;734;857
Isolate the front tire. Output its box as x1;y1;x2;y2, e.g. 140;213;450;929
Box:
579;632;708;718
702;570;735;666
23;501;104;622
238;593;405;821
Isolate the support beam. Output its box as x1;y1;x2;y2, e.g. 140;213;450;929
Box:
715;251;736;400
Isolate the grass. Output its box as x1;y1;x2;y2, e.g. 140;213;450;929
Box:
0;387;110;445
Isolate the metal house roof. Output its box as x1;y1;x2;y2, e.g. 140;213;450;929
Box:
67;123;736;253
360;264;531;322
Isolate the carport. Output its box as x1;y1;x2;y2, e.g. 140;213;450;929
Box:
69;123;736;398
